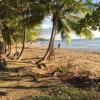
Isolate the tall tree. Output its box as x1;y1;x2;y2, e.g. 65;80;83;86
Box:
36;0;94;66
0;0;98;64
0;0;46;59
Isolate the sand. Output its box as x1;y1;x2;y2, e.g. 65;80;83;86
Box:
7;44;100;78
0;44;100;99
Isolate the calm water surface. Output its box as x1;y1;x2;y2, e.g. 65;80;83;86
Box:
37;38;100;52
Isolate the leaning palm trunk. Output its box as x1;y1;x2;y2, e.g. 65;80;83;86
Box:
0;41;6;70
6;30;12;57
1;24;15;57
15;43;18;54
16;29;26;60
36;19;56;65
13;42;18;59
6;43;11;57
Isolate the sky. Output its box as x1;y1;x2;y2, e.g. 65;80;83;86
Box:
39;17;100;40
39;0;100;40
91;0;100;3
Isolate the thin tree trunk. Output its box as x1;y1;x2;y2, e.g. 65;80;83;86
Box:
15;43;18;53
36;19;56;65
16;6;28;60
6;27;12;57
16;29;26;60
13;42;18;59
6;43;11;57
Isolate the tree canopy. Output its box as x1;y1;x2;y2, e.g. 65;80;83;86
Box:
0;0;99;61
74;2;100;33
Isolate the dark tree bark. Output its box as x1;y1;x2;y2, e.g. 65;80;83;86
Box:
0;41;6;70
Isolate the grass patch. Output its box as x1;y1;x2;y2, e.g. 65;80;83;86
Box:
21;85;99;100
21;95;67;100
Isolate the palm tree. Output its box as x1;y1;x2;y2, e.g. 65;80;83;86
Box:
36;0;94;66
0;0;46;59
1;25;13;56
14;0;47;60
0;0;20;56
0;0;97;64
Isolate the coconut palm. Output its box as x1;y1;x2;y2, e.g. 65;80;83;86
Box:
0;0;97;63
1;24;15;56
36;0;95;66
0;0;46;59
0;0;21;56
14;0;47;60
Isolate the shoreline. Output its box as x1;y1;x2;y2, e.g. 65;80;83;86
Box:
35;38;100;52
26;42;100;53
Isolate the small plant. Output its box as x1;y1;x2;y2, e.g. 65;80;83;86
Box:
52;67;70;76
57;67;67;74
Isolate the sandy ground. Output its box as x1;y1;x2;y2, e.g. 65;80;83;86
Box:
0;44;100;99
15;44;100;77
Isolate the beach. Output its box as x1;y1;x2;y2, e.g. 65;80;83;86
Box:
38;38;100;51
7;44;100;78
0;44;100;99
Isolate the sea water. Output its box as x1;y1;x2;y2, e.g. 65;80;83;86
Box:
37;38;100;52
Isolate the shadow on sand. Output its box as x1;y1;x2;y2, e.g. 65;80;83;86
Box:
0;91;7;96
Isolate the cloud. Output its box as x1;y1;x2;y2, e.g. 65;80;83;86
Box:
40;17;100;40
41;24;52;29
41;17;52;29
92;30;100;38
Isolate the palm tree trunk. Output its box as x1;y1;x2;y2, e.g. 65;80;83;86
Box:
16;29;26;60
15;43;18;53
16;7;28;60
6;43;11;57
36;19;56;65
6;28;12;57
13;42;18;59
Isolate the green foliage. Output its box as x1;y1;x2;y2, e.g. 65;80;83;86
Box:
2;25;15;44
79;28;93;39
21;85;99;100
0;0;99;46
43;0;94;42
0;0;46;45
21;95;67;100
55;67;69;75
26;27;41;42
74;2;100;32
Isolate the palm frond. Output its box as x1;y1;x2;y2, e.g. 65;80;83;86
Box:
64;14;80;23
78;28;93;39
60;20;72;43
61;28;72;43
18;15;44;29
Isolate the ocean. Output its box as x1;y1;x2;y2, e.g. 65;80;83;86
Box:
37;38;100;52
